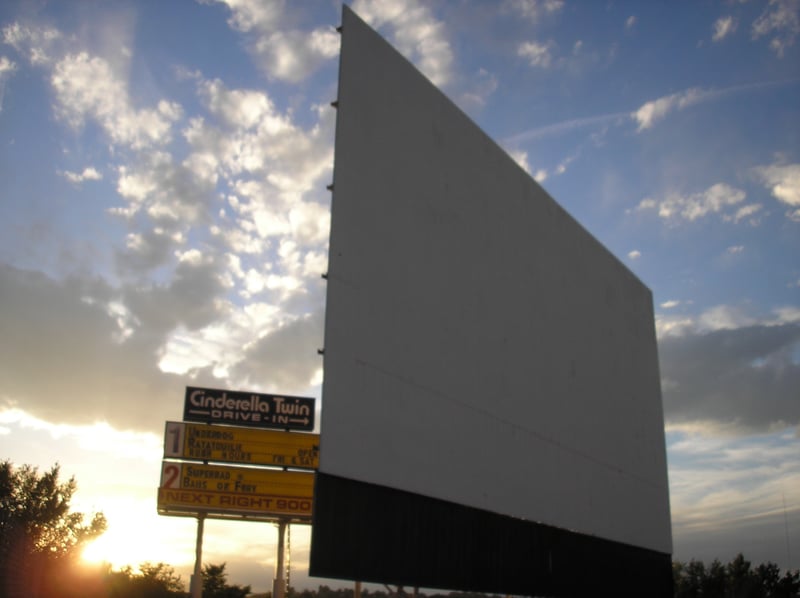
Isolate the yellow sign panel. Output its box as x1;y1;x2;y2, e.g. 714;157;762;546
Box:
163;421;319;469
158;462;314;520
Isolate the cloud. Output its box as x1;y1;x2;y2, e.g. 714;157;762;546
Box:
111;152;216;275
514;152;575;183
0;256;324;433
753;162;800;221
0;55;16;111
628;250;641;260
668;427;800;567
0;264;189;431
51;52;182;150
727;203;764;225
659;315;800;432
507;149;531;174
254;28;340;83
752;0;800;57
0;55;14;74
230;308;324;394
180;77;335;303
189;78;334;188
512;80;788;143
352;0;454;86
632;87;710;131
112;76;331;282
199;80;280;131
2;22;61;66
660;304;800;573
636;182;757;224
458;67;498;112
123;251;231;333
712;15;738;42
655;304;798;339
625;15;637;30
506;0;564;22
517;40;555;68
4;21;183;153
209;0;339;83
60;166;103;184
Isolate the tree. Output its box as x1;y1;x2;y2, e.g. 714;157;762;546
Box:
672;554;800;598
202;562;251;598
727;553;759;598
106;562;186;598
0;460;106;598
702;559;727;597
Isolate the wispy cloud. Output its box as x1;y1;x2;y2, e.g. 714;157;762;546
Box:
752;0;800;57
753;161;800;221
668;427;800;562
517;40;556;68
632;87;710;131
712;15;738;42
458;67;498;111
507;80;797;147
506;0;564;22
60;166;103;184
635;182;757;224
631;79;797;132
507;148;531;174
2;22;61;66
0;55;15;111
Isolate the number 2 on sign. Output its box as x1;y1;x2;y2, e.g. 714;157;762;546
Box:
161;463;180;488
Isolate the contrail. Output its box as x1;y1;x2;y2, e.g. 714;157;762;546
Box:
503;77;800;144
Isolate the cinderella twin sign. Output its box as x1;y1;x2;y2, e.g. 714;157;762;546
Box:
184;386;315;431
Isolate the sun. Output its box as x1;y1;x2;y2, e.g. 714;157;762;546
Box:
80;507;194;571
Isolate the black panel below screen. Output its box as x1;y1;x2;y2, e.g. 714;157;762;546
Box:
309;472;672;597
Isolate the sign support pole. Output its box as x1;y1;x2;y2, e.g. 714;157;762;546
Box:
273;519;288;598
190;513;206;598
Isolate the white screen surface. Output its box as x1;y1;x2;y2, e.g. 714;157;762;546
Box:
319;7;671;555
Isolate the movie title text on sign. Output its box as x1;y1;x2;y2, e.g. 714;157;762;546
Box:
163;422;320;468
158;462;314;519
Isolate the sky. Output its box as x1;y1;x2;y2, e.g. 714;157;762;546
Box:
0;0;798;592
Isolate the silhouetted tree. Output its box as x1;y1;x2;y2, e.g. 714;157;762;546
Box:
702;559;727;596
672;554;800;598
755;562;782;597
727;553;757;597
106;562;185;598
0;460;106;598
202;562;250;598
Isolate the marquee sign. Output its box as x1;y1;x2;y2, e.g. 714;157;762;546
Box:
183;386;315;431
158;461;314;520
163;421;319;469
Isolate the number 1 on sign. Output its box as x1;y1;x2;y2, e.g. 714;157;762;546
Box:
164;422;185;458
